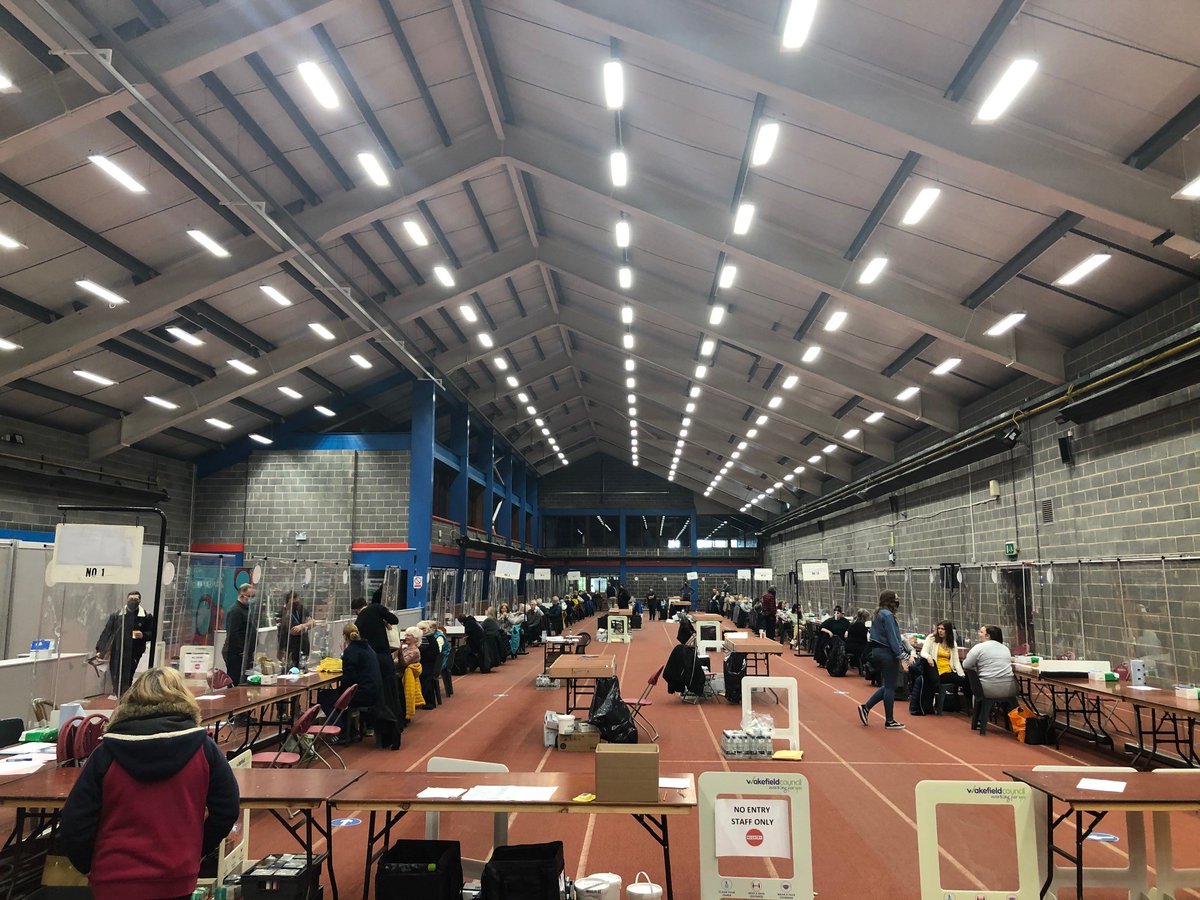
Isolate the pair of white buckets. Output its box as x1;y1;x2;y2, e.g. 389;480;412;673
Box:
574;872;662;900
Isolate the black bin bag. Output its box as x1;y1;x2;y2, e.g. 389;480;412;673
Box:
481;841;564;900
587;676;638;744
376;839;463;900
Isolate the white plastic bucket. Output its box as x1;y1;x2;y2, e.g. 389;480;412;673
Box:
558;714;576;735
575;872;622;899
626;872;662;899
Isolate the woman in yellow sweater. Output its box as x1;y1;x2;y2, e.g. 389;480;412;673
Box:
919;621;971;714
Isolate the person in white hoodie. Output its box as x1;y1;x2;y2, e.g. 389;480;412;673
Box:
918;620;971;713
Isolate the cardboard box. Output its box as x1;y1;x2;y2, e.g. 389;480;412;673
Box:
557;731;601;752
547;655;614;679
595;743;659;802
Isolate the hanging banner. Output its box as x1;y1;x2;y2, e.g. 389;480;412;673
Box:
686;571;699;581
713;798;791;858
800;562;830;582
567;570;581;581
495;560;521;580
753;568;773;582
736;569;752;580
533;568;551;581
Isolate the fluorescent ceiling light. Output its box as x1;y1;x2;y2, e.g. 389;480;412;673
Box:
74;369;116;387
621;305;634;324
144;395;178;410
802;345;820;363
751;121;780;166
506;375;519;388
623;333;634;349
205;418;233;430
626;377;636;389
314;405;336;417
677;440;685;448
843;428;860;439
478;333;494;348
986;311;1026;336
823;444;837;454
782;374;798;390
1176;175;1200;199
773;481;783;489
718;264;737;289
278;386;303;399
75;280;127;305
678;429;687;437
896;385;920;401
808;454;821;464
1054;253;1111;286
976;58;1038;123
309;322;335;340
627;393;637;405
187;230;230;257
901;187;941;225
0;232;21;250
493;356;508;371
0;337;19;351
517;392;529;403
249;433;273;445
681;417;691;427
618;267;632;289
783;473;793;481
685;402;695;413
781;0;818;49
732;203;755;235
357;152;389;186
824;310;847;331
602;60;624;109
527;405;537;415
459;304;478;323
709;305;726;326
0;72;11;91
542;427;551;436
931;357;961;376
755;414;768;426
765;487;775;495
260;285;291;306
433;265;455;287
737;441;748;450
350;353;372;369
746;428;757;438
615;219;631;248
858;256;887;284
402;220;428;246
629;419;637;428
629;406;637;416
625;359;636;372
228;359;259;375
690;386;701;398
694;364;707;379
610;151;628;187
297;61;339;109
731;451;740;459
865;411;884;424
166;326;204;346
699;339;715;357
767;396;782;409
793;465;805;474
88;155;146;193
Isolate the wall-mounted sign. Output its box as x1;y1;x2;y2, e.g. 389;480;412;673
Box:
736;569;752;580
800;562;829;582
533;567;552;581
753;568;773;582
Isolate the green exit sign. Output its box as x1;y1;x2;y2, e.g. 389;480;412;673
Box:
1004;541;1018;558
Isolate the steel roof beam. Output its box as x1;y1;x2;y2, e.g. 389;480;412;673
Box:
378;0;452;147
442;307;561;372
844;150;921;262
1124;94;1200;171
9;378;124;419
944;0;1025;102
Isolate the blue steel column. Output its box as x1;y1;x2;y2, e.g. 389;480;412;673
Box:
618;512;628;584
689;513;699;608
410;380;436;614
514;463;527;546
529;472;540;548
480;426;495;605
450;407;469;604
498;448;513;545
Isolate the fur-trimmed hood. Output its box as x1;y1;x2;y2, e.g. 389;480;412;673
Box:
101;711;207;782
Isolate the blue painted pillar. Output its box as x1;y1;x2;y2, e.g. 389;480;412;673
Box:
528;473;540;548
514;463;527;545
410;380;436;614
618;512;628;584
450;406;469;604
689;514;699;609
481;427;496;539
498;448;513;545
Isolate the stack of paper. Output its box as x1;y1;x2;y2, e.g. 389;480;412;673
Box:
461;784;558;802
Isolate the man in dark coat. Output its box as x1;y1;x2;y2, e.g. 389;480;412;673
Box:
96;591;155;695
222;583;257;685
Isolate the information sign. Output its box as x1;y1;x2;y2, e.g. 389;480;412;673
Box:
799;562;829;582
753;567;773;582
736;569;752;580
533;567;552;580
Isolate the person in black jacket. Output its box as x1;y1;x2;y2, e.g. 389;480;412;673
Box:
354;592;402;750
276;591;314;670
95;591;155;696
458;613;491;673
222;582;257;685
58;667;239;900
337;622;381;711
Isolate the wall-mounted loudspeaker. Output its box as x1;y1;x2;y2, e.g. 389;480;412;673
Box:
1058;434;1074;465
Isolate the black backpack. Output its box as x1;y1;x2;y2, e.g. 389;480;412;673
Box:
723;652;747;704
825;637;849;677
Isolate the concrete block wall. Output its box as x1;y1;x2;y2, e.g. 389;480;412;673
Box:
765;284;1200;685
0;413;194;544
191;449;411;559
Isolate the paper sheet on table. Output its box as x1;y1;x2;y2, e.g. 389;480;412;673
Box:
1077;777;1127;793
0;742;56;755
461;784;558;802
195;694;226;700
0;758;50;774
417;787;467;799
658;777;691;789
1124;685;1156;691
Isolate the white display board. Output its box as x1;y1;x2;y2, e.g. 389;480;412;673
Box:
686;571;699;581
753;568;773;582
533;567;551;581
494;560;522;580
608;614;630;643
567;570;581;580
736;569;752;580
799;562;830;582
699;771;813;900
49;524;145;585
179;645;215;677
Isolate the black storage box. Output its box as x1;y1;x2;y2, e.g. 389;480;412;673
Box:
241;852;325;900
481;841;564;900
375;839;463;900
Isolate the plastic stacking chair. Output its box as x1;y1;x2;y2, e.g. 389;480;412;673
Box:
73;714;109;763
56;717;84;767
251;704;320;768
574;632;592;654
426;757;509;881
622;666;664;742
308;685;359;768
209;669;233;690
